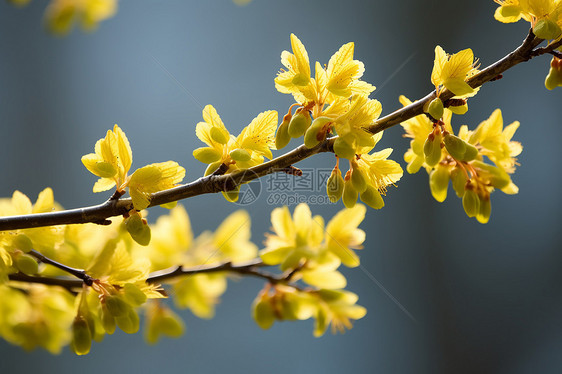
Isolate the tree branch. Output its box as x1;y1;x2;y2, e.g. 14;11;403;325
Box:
0;30;552;232
366;29;544;135
7;257;299;290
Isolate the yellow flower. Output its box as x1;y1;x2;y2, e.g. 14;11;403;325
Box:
194;105;278;171
275;34;311;94
82;124;132;193
0;284;75;354
494;0;562;39
324;205;366;268
45;0;117;35
82;125;185;210
332;95;383;157
0;188;64;256
400;95;454;174
313;289;367;337
431;46;479;97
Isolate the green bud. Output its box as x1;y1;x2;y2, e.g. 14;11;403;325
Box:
12;234;33;253
193;147;222;164
72;317;92;356
229;148;251;162
333;137;356;160
125;214;151;246
427;98;444;119
288;110;311;138
123;283;147;307
423;132;443;167
444;133;476;161
533;18;562;40
462;142;479;162
476;196;492;224
326;168;345;203
15;254;38;275
429;166;450;203
545;58;562;90
350;166;368;193
252;298;275;330
116;308;140;334
100;303;116;335
342;180;358;208
210;126;229;144
462;188;480;218
304;117;331;148
450;167;467;198
94;161;117;178
104;295;131;318
359;185;384;209
275;115;292;150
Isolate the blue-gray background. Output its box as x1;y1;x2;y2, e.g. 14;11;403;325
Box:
1;1;561;373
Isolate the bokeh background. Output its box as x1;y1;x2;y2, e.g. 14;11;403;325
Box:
1;1;562;373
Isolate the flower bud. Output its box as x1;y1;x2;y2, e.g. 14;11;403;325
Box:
333;137;356;160
193;147;222;164
210;126;229;145
462;187;480;218
275;114;292;150
116;308;140;334
429;165;450;203
125;214;151;246
12;234;33;253
359;185;384;209
252;297;275;330
326;168;344;203
427;97;444;120
342;179;358;208
229;148;251;162
304;117;331;148
533;18;562;40
288;110;311;138
100;303;116;335
72;317;92;356
423;131;443;167
350;164;368;193
443;134;478;161
545;57;562;90
15;253;38;275
104;295;131;318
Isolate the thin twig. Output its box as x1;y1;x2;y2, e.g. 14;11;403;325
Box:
7;257;299;290
29;249;95;286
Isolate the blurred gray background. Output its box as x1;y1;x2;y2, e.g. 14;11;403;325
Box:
1;1;562;373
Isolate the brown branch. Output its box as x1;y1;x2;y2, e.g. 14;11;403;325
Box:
366;29;545;135
0;139;334;231
0;30;552;232
7;257;299;290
